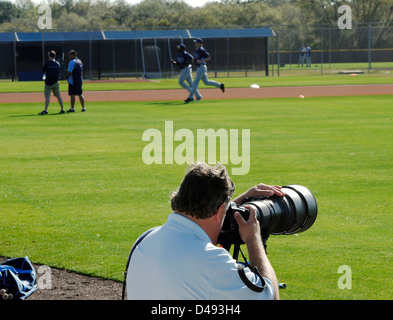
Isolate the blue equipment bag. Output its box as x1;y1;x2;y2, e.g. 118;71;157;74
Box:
0;257;38;300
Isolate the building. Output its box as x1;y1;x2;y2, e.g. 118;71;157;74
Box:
0;28;275;81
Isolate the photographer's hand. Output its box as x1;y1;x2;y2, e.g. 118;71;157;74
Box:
234;205;261;245
233;183;284;205
234;206;280;300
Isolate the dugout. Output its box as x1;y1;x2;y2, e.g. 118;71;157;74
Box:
0;28;275;81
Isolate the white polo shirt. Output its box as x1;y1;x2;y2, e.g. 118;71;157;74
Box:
126;213;275;300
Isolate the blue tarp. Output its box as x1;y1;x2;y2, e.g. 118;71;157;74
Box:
105;28;274;40
6;28;274;43
103;30;189;40
43;31;103;41
16;32;43;42
0;32;14;42
15;31;103;42
188;28;275;39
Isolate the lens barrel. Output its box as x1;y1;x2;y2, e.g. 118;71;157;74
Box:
218;185;318;247
244;185;318;235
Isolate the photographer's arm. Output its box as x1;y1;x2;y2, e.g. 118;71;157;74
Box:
234;207;280;300
233;183;284;205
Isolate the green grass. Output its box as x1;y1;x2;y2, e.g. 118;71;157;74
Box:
0;95;392;299
274;61;393;71
0;72;392;93
283;59;393;70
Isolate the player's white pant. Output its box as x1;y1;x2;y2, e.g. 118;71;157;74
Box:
306;56;311;67
189;64;220;99
178;66;194;94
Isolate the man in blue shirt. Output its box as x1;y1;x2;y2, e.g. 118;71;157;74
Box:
171;44;201;102
306;44;312;67
66;50;85;113
186;38;225;103
39;50;64;115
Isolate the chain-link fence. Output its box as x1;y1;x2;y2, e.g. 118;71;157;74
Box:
1;23;392;80
269;23;393;76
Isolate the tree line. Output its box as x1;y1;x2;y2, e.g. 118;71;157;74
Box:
0;0;392;49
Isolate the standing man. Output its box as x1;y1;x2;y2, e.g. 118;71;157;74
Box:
66;50;85;113
306;44;312;67
186;38;225;103
40;50;64;115
297;44;306;67
170;44;201;102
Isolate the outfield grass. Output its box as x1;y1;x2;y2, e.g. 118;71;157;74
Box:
0;95;392;299
269;60;393;75
280;61;393;69
0;73;392;93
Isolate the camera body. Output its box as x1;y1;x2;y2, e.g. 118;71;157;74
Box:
219;201;252;247
218;185;318;250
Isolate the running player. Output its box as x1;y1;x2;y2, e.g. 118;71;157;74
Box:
186;38;225;103
170;44;201;102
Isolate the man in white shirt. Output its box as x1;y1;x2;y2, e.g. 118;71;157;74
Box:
126;163;283;300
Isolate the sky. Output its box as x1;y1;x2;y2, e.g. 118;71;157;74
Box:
7;0;216;8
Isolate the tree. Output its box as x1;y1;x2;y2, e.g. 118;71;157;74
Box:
59;0;74;13
113;0;132;26
293;0;393;49
0;1;21;24
351;0;393;47
295;0;393;25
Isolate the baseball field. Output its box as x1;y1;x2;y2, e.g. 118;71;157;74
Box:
0;73;392;300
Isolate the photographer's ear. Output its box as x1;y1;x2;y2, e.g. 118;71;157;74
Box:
215;202;228;223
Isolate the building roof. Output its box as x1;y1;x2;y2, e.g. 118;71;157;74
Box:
0;28;275;42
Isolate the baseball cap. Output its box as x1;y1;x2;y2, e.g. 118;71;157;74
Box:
177;44;186;50
193;38;203;44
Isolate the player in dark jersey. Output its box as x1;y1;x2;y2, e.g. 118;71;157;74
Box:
170;44;201;102
66;50;85;113
186;38;224;103
40;50;64;115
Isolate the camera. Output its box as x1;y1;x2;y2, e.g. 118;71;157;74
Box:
217;185;318;251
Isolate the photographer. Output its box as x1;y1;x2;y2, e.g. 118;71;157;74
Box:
126;163;283;300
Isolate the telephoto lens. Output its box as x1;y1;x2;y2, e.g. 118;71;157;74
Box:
218;185;318;248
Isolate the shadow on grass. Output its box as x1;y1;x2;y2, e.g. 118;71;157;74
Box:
9;113;68;118
147;101;194;107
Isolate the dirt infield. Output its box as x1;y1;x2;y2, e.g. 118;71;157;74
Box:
1;84;392;104
0;256;123;300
